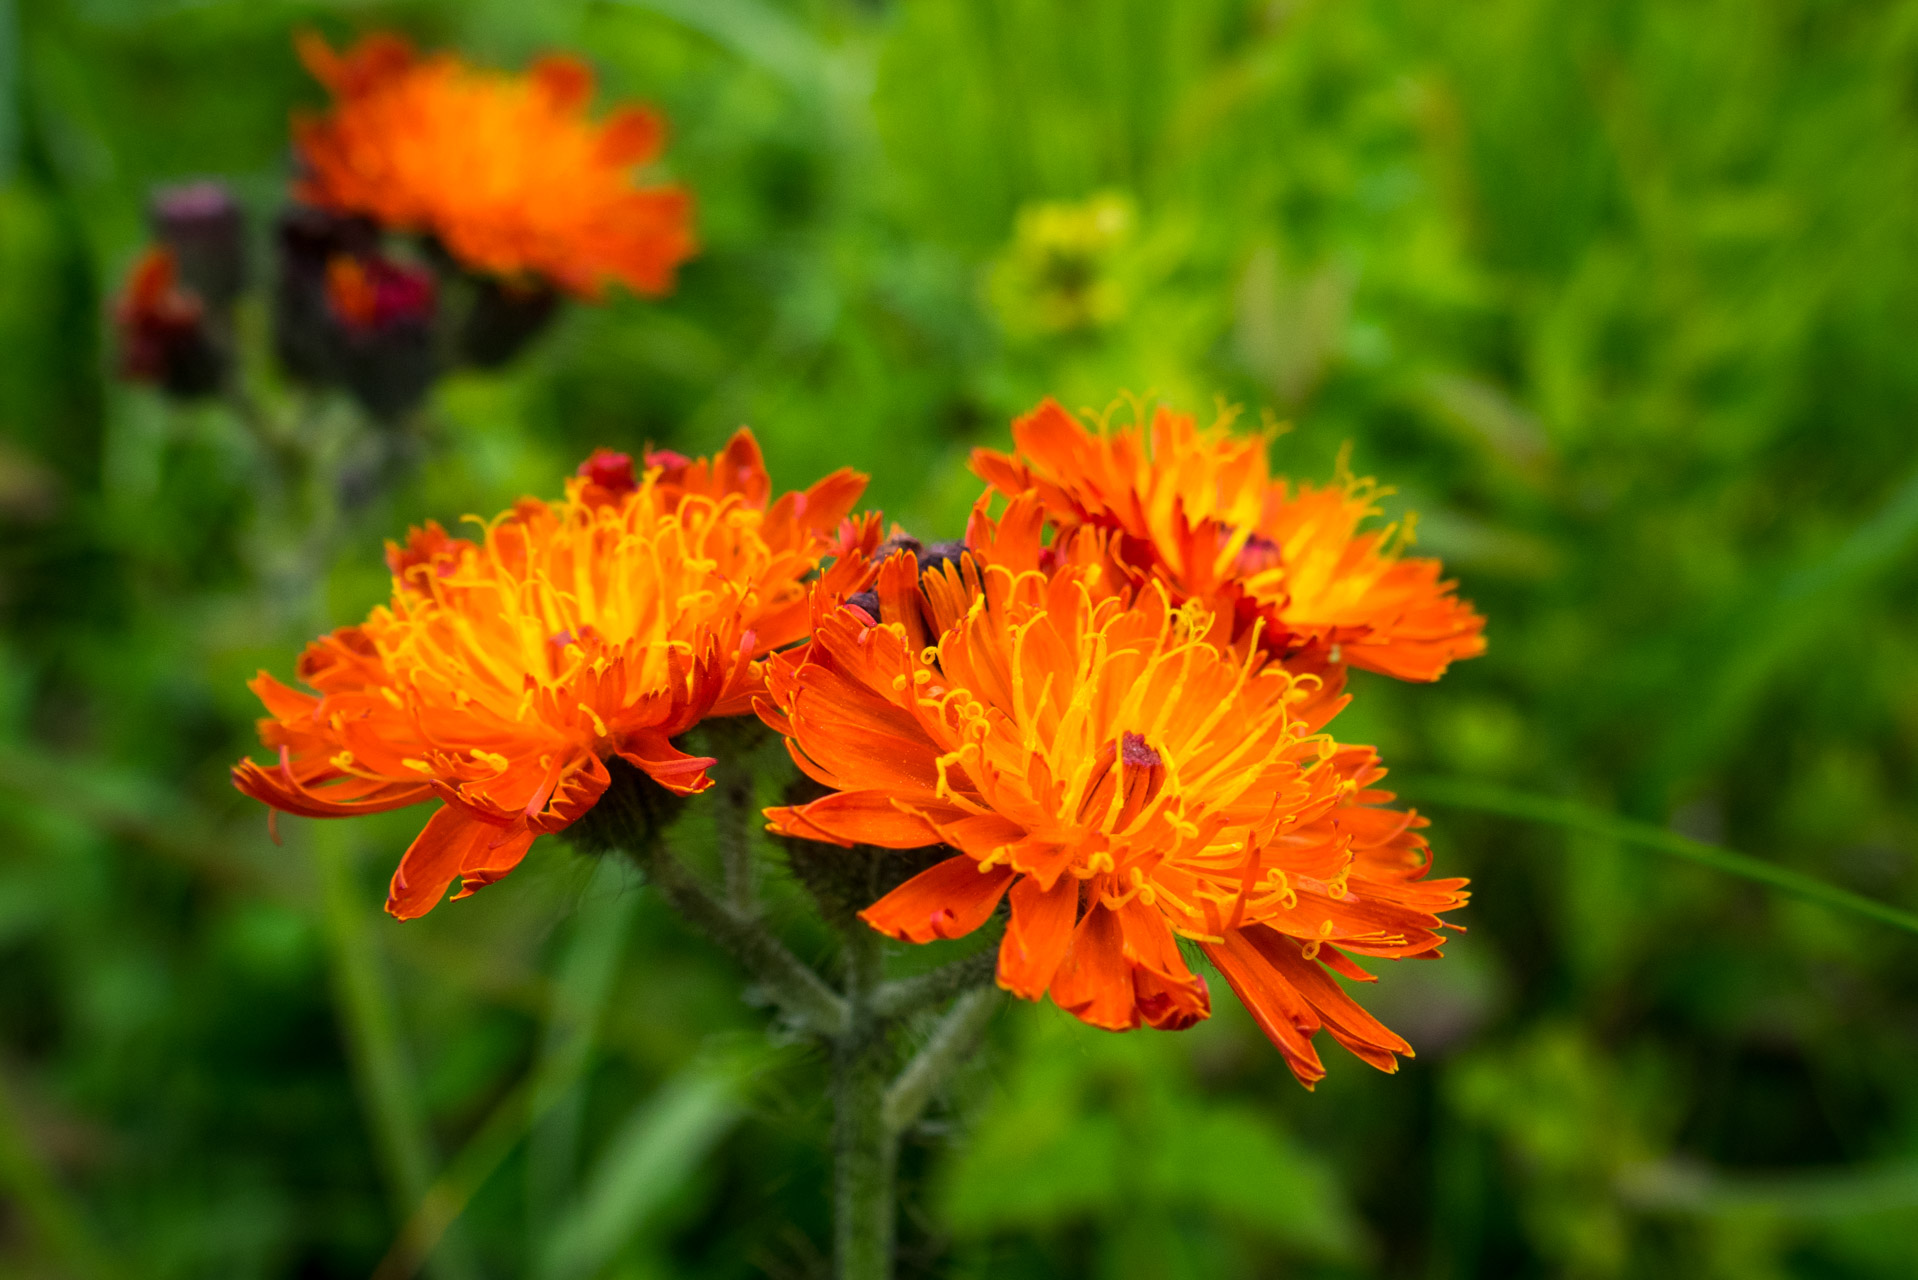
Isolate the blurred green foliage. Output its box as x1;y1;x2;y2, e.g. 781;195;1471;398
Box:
4;0;1918;1276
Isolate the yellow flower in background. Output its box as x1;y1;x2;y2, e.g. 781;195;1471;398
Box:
989;191;1136;338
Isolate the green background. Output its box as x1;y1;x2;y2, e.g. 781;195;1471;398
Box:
4;0;1918;1276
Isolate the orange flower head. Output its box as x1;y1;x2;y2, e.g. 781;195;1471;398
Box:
972;398;1486;681
293;33;696;298
762;525;1468;1085
235;432;879;919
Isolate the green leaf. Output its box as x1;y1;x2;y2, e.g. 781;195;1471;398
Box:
1401;777;1918;938
537;1053;751;1280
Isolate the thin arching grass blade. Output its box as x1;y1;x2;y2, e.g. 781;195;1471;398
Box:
1398;777;1918;939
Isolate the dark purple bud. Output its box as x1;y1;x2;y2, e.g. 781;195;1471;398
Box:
325;253;440;422
149;181;247;307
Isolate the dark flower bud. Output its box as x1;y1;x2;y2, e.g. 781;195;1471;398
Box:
918;539;968;579
876;531;924;560
114;247;228;398
273;204;381;384
149;181;247;307
323;251;440;422
325;254;436;333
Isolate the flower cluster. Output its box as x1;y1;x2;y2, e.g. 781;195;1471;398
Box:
237;396;1478;1084
760;400;1481;1084
293;33;694;300
235;435;876;918
114;32;695;421
971;398;1486;681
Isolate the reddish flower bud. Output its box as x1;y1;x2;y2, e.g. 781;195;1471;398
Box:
114;248;227;398
577;449;638;498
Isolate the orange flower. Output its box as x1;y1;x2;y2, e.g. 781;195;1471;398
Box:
293;33;695;298
235;434;878;919
761;513;1467;1085
972;398;1486;681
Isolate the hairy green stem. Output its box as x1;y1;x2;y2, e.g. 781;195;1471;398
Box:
630;840;849;1035
871;941;1001;1020
884;988;1004;1136
833;919;894;1280
712;733;758;914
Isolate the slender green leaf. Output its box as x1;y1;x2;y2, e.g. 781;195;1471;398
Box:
1402;777;1918;938
538;1054;753;1280
313;821;480;1280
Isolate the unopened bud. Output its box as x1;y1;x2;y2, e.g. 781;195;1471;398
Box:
273;204;381;384
114;247;228;398
577;449;638;499
149;181;246;307
323;252;440;422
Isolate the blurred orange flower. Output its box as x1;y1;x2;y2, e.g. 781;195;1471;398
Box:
761;526;1467;1085
236;434;877;919
293;33;695;298
972;398;1486;681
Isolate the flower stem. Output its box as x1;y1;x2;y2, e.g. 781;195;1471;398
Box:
833;918;895;1280
711;726;758;914
883;987;1004;1136
871;937;1001;1019
631;839;849;1036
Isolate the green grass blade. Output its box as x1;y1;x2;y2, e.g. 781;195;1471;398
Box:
527;858;642;1236
1399;777;1918;938
0;1073;122;1279
608;0;830;96
538;1053;755;1280
312;821;480;1280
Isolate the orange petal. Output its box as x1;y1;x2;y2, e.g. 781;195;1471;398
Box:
531;54;595;110
387;805;506;920
859;855;1013;944
997;874;1078;1000
1203;933;1326;1087
1048;906;1139;1032
771;790;951;848
1239;925;1411;1071
1113;898;1210;1030
615;736;715;795
450;825;540;902
595;106;663;166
